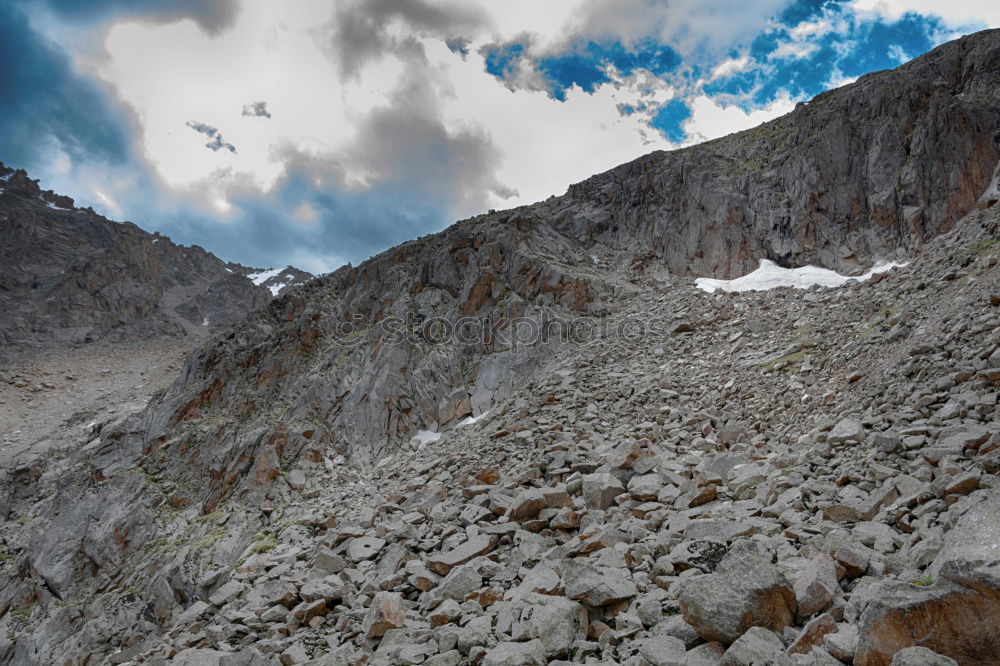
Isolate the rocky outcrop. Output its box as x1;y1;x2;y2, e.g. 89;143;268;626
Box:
557;29;1000;278
0;163;311;362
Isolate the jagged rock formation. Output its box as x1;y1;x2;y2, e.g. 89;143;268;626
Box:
0;163;311;362
0;27;999;666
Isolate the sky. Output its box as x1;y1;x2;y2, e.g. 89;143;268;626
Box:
1;1;997;274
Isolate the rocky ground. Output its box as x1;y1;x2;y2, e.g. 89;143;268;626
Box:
2;29;999;666
4;204;993;665
0;339;188;463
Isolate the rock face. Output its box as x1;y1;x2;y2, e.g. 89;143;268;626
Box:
0;28;1000;666
561;30;1000;280
0;163;311;362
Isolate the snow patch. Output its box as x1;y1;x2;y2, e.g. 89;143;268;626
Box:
247;267;284;285
202;318;209;327
44;200;71;211
410;430;441;449
695;259;907;294
247;267;290;296
458;411;491;427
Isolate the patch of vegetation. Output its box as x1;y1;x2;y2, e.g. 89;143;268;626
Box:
11;607;31;619
912;573;934;587
972;238;1000;257
250;534;278;555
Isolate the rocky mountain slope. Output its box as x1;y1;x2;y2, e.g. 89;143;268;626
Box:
0;163;311;363
0;28;999;666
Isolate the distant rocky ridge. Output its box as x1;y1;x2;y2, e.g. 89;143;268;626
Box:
0;28;999;666
0;162;312;362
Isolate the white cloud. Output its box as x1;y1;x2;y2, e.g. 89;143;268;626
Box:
848;0;1000;28
84;0;835;231
682;93;797;144
770;40;819;59
710;54;751;80
789;19;833;40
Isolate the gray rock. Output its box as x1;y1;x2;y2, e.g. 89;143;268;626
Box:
582;473;625;509
481;640;546;666
561;559;639;606
889;647;958;666
638;634;687;666
794;554;839;621
680;542;797;645
720;627;792;666
827;419;865;445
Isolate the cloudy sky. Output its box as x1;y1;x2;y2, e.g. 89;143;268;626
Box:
2;1;997;273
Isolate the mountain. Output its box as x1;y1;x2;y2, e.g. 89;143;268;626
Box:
1;28;999;666
0;163;313;363
243;266;316;297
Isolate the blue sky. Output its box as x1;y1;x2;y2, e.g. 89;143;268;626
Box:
0;0;995;273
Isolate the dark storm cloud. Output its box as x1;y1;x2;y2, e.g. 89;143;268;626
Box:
38;0;240;34
241;101;271;118
325;0;489;77
186;120;236;153
0;5;131;171
342;95;506;210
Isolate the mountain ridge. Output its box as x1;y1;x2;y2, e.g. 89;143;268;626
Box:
0;161;312;363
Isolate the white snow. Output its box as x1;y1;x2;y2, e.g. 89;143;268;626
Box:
247;267;290;296
695;259;907;294
247;267;284;285
410;430;442;449
44;200;71;211
458;411;491;427
0;173;11;181
202;318;209;327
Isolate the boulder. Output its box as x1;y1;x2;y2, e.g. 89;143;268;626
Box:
561;559;638;606
827;418;865;444
720;627;792;666
680;542;797;645
638;634;687;666
855;491;1000;665
427;534;498;575
854;579;1000;665
363;592;406;638
889;647;958;665
481;640;546;666
794;554;839;621
516;594;587;657
582;472;625;509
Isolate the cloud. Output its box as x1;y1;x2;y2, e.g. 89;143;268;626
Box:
322;0;489;78
38;0;241;34
848;0;999;29
3;0;997;278
683;93;796;143
186;120;236;153
241;101;270;118
0;5;131;173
